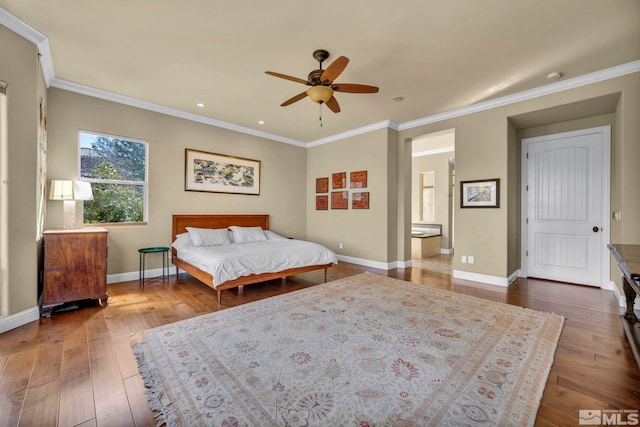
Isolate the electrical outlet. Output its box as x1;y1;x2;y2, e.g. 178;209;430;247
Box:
461;255;467;263
339;242;343;249
468;256;474;264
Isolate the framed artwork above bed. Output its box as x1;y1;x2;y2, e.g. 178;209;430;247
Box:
185;149;261;195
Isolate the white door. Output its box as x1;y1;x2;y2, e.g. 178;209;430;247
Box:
522;127;610;287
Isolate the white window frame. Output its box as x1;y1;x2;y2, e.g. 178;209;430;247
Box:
78;129;149;224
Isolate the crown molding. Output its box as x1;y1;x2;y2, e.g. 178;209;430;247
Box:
412;147;455;157
36;38;55;86
306;120;398;147
50;78;307;147
0;8;45;45
0;8;53;85
3;8;638;148
43;60;640;148
397;60;640;132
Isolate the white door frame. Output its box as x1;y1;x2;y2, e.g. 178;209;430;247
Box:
520;126;611;288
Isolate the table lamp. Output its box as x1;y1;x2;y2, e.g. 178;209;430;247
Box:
49;180;93;228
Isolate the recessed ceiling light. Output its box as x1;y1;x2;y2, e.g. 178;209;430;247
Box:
196;103;205;107
391;96;404;103
258;120;264;125
546;72;562;81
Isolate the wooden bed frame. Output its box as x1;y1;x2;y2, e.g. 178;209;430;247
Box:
171;214;332;304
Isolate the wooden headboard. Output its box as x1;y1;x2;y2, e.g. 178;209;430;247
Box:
172;214;270;245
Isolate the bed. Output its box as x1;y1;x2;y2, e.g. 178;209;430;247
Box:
171;214;336;304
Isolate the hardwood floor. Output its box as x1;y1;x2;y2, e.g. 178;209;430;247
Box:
1;262;639;427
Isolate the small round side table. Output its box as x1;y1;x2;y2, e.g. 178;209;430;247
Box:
138;246;170;288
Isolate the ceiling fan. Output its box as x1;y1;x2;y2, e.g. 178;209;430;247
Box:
265;49;379;114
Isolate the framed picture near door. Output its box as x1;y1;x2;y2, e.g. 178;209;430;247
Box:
460;178;500;208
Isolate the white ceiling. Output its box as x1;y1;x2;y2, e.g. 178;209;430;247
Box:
1;0;639;144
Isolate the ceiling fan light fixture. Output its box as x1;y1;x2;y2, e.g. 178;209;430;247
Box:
307;86;334;104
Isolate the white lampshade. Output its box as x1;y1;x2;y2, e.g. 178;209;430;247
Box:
73;180;93;201
49;180;93;201
307;86;334;104
49;180;74;200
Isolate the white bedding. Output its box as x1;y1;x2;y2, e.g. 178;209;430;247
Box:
174;236;337;287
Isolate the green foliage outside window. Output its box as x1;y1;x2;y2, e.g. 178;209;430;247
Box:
80;132;147;224
83;163;144;223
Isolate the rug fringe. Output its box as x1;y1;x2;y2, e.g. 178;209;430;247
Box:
131;340;179;427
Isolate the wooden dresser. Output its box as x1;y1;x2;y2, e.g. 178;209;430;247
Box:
41;227;108;317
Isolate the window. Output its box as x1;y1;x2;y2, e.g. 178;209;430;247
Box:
79;130;147;224
420;171;435;222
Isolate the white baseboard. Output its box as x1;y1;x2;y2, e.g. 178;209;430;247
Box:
601;280;615;291
336;255;413;270
336;255;402;270
452;269;518;287
107;267;174;284
393;259;413;269
611;281;639;309
612;284;624;307
0;306;40;334
441;248;454;255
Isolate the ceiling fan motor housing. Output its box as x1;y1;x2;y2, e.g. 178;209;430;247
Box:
308;69;324;85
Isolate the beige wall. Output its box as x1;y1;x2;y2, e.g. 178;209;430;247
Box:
411;152;453;249
46;89;308;276
0;25;41;316
306;128;391;263
397;72;640;284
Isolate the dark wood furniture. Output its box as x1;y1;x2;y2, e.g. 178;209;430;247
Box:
607;243;640;367
41;227;109;317
171;214;332;304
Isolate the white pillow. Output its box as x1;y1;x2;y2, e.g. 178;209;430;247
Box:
264;230;287;240
186;227;232;246
172;233;193;251
229;226;267;243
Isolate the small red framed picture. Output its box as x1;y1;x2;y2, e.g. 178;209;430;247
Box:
332;172;347;189
352;192;370;209
331;191;348;209
350;171;367;188
316;177;329;193
316;195;328;210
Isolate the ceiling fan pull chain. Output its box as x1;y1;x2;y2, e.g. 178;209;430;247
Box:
319;103;323;127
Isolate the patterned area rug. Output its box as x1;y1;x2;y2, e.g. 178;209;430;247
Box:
131;272;563;426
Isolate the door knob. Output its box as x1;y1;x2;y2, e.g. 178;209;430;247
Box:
593;226;600;232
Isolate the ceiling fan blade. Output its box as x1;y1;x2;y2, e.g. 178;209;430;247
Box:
331;83;379;94
325;96;341;113
265;71;308;85
281;91;308;107
321;56;349;84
